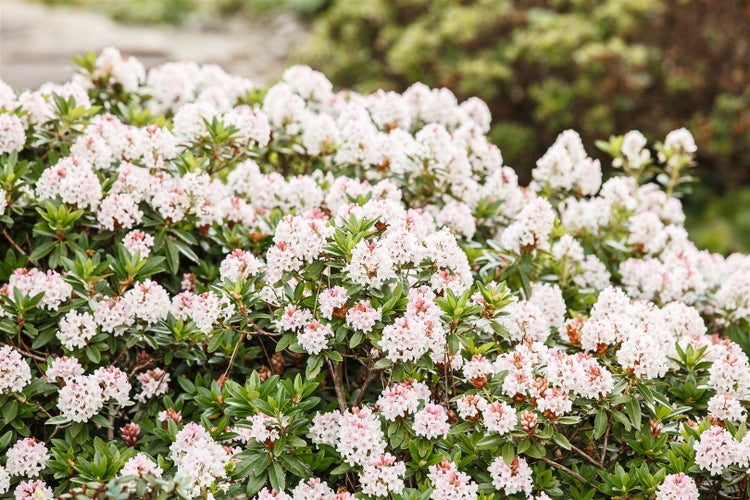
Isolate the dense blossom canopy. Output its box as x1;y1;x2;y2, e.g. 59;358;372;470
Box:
0;48;748;499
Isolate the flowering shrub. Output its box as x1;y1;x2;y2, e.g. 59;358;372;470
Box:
0;48;748;499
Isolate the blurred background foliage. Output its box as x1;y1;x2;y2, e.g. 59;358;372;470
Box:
33;0;750;253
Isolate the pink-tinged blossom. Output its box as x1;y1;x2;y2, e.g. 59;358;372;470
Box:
276;305;313;332
380;316;431;363
119;453;163;479
14;480;53;500
140;124;179;168
318;286;348;320
345;300;381;333
45;356;84;381
334;407;386;467
655;473;699;500
661;301;706;339
498;301;550;343
694;426;739;475
58;375;105;422
529;282;566;330
488;456;533;496
376;380;431;421
9;268;72;311
255;488;289;500
219;249;263;282
707;341;750;400
707;393;747;424
413;404;450;439
298;320;334;355
463;354;495;387
482;402;517;435
236;413;284;444
308;411;341;447
169;423;231;496
423;228;473;294
223;105;271;147
359;453;406;497
97;193;143;231
617;335;668;380
346;239;396;289
6;438;49;477
0;113;25;154
290;478;336;498
170;291;234;334
427;460;479;500
664;127;697;155
93;296;132;334
93;366;131;405
627;212;667;254
35;156;102;209
135;368;170;403
57;310;97;350
0;465;8;495
0;345;31;393
501;197;555;254
531;130;601;195
122;279;170;325
122;230;154;258
93;47;146;93
437;201;476;239
456;394;488;421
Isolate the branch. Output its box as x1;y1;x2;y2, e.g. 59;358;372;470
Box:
223;332;246;380
570;442;605;469
539;456;587;484
326;358;348;413
600;420;611;465
354;364;378;407
2;227;39;266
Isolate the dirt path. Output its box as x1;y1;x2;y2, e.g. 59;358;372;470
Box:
0;0;312;91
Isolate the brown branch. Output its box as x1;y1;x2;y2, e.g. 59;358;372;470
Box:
570;442;605;469
326;358;348;413
539;456;587;484
7;336;47;362
2;227;35;265
222;332;246;380
354;364;378;407
600;420;611;465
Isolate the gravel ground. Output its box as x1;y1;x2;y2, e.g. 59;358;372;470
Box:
0;0;312;90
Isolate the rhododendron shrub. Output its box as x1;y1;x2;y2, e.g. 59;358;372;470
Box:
0;48;748;499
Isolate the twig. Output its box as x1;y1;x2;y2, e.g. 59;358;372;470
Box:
539;456;587;484
600;420;611;465
128;361;153;379
107;403;115;441
354;364;378;407
222;332;246;380
7;336;47;362
326;358;348;413
2;227;38;266
570;442;605;469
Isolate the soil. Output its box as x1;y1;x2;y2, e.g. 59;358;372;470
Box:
0;0;312;91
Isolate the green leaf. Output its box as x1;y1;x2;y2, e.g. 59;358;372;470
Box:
305;355;324;380
593;408;608;440
46;415;71;425
85;345;101;363
164;238;179;275
2;399;18;424
29;241;57;261
626;396;642;430
268;460;285;492
553;432;572;450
